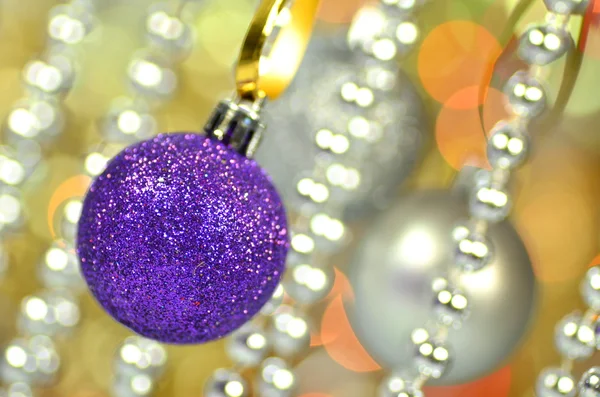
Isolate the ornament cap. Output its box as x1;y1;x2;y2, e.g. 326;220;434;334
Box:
235;0;321;102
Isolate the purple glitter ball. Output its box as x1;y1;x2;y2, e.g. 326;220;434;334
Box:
77;133;289;344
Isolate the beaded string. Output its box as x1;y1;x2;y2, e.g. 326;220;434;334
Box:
0;1;97;396
0;1;199;396
378;1;591;395
203;1;429;395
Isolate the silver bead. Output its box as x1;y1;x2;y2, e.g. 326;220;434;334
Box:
294;174;330;206
504;71;546;118
0;383;34;397
487;122;529;170
269;305;310;358
283;262;334;305
452;223;493;272
411;328;450;379
260;284;284;316
469;183;511;223
0;336;60;386
581;266;600;311
348;7;418;61
309;212;348;253
59;198;83;244
204;368;249;397
378;373;423;397
0;186;25;236
432;277;469;327
536;367;576;397
127;53;177;102
0;141;42;187
38;240;84;291
101;98;157;143
47;3;94;45
225;323;269;368
518;25;572;66
22;53;75;97
113;373;155;397
554;312;595;360
4;99;64;144
145;2;194;59
579;367;600;397
256;357;295;397
114;336;167;378
380;0;427;13
544;0;590;14
18;289;80;337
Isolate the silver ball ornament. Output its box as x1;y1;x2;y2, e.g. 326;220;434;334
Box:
579;367;600;397
258;28;425;221
204;369;249;397
536;367;577;397
347;190;537;384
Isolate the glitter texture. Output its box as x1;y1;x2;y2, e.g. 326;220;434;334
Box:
77;133;288;344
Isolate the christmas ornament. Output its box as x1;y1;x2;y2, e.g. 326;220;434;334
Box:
76;0;321;344
350;0;590;393
258;25;425;220
206;0;430;393
346;189;536;384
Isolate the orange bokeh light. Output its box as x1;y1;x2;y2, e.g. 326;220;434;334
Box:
424;365;511;397
435;86;509;170
418;21;501;108
320;296;381;373
588;253;600;268
47;174;91;240
317;0;367;24
311;268;354;347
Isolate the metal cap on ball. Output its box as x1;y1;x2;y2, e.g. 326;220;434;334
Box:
77;0;321;345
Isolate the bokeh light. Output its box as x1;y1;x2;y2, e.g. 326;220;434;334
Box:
47;174;91;240
435;86;509;170
424;365;511;397
320;296;381;373
418;21;501;107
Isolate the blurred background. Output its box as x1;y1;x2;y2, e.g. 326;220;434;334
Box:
0;0;599;396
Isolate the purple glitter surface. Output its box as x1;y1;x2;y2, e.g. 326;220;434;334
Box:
77;133;289;344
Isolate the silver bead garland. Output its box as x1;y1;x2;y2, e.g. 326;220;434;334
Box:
380;0;589;394
0;1;97;395
0;1;199;396
205;0;427;395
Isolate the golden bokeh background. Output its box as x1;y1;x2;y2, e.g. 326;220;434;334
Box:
0;0;599;396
